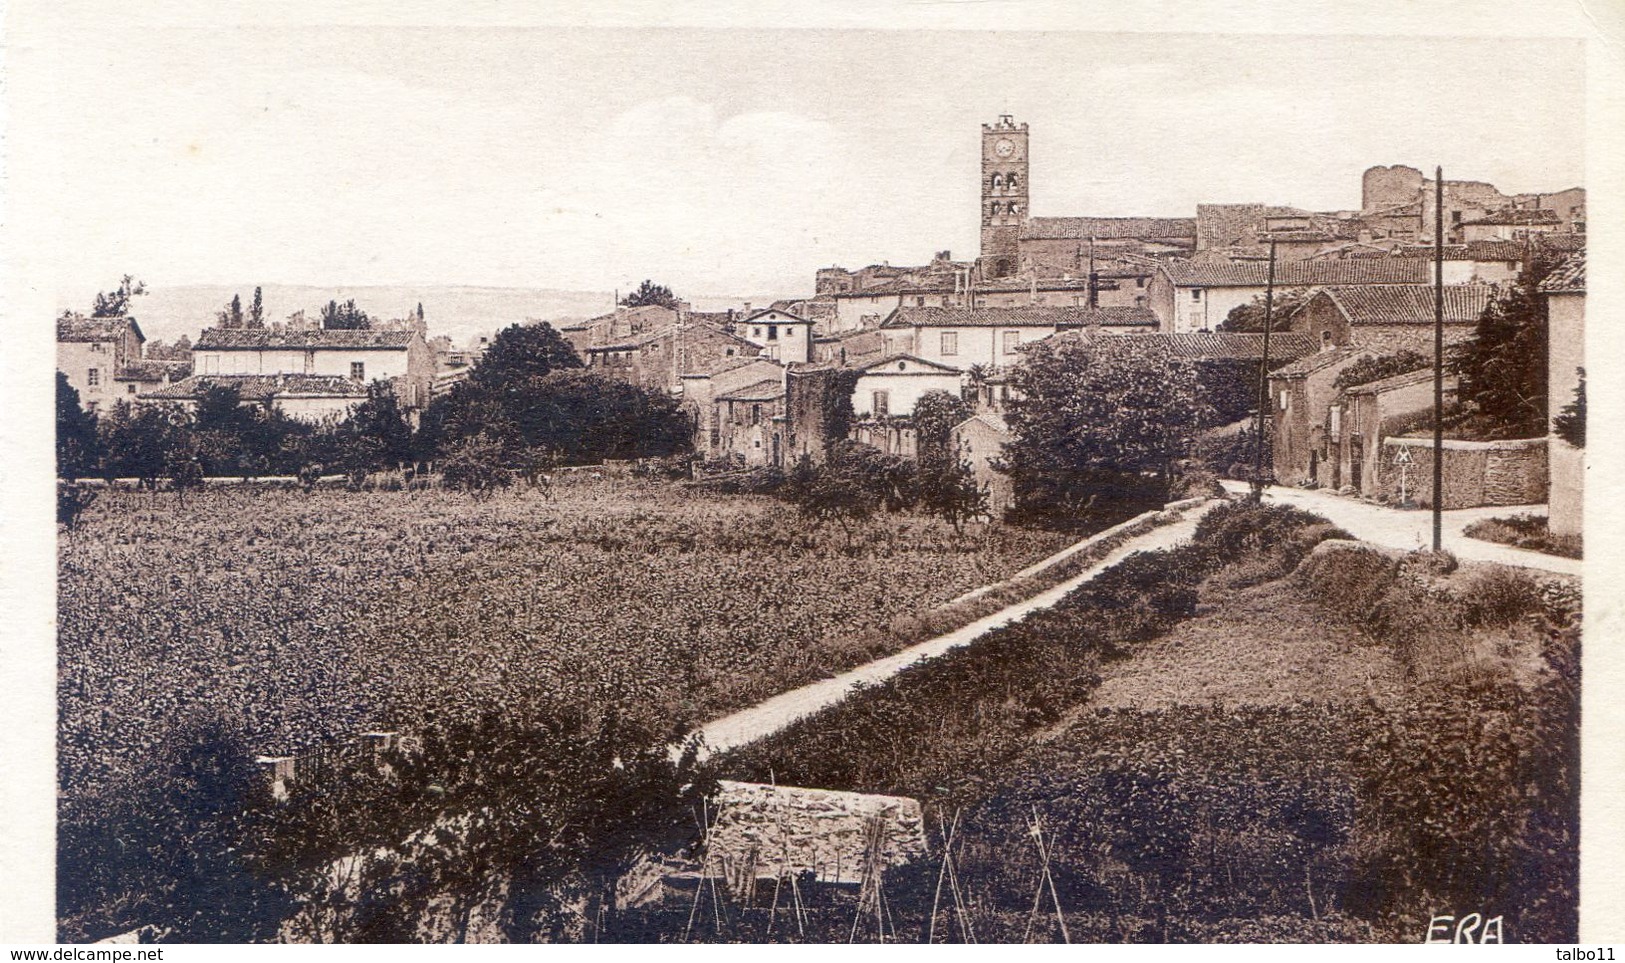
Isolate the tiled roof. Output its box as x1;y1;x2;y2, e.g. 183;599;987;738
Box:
1540;251;1586;294
1320;284;1493;325
858;353;962;375
1393;235;1585;263
116;359;193;382
143;374;368;400
714;378;785;402
1161;258;1432;287
1343;367;1440;396
741;308;810;324
953;411;1010;436
57;315;144;343
1158;332;1318;361
195;327;416;350
1271;347;1371;379
1460;208;1562;227
1021;216;1197;241
881;305;1156;329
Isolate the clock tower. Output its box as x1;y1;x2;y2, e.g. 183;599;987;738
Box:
979;114;1029;279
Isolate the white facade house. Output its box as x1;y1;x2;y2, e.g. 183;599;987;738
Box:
878;305;1158;370
191;325;436;411
850;354;964;419
736;309;815;364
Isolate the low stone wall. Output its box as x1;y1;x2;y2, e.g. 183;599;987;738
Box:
1376;436;1548;509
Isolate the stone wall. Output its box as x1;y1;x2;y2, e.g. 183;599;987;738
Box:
1376;437;1548;509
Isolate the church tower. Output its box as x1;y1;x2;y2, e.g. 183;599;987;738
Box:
979;115;1029;279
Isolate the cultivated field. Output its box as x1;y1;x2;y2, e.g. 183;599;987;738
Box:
57;477;1070;812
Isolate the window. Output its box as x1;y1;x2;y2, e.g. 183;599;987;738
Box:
1190;289;1202;301
940;331;958;356
1136;277;1146;288
1009;202;1020;215
1003;330;1020;354
87;368;100;387
725;348;735;356
753;327;762;338
89;342;104;353
916;296;926;307
751;404;761;426
351;361;365;381
872;390;889;417
1451;210;1463;225
768;325;778;340
1007;173;1019;191
1279;390;1289;411
990;202;1001;217
990;173;1003;190
128;384;138;395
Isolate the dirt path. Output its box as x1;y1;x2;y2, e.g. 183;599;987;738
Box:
1220;481;1580;576
686;500;1222;760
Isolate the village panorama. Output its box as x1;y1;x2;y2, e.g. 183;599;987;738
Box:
54;116;1585;945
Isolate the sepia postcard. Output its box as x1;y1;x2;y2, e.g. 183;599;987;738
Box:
3;0;1623;948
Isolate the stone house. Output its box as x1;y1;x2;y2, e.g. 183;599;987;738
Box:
112;359;193;403
1541;250;1585;536
1293;283;1491;355
1017;216;1197;274
56;315;146;413
1148;258;1432;333
1457;208;1562;243
561;304;680;357
713;377;788;468
1267;348;1374;486
189;322;437;415
586;322;762;395
682;358;786;459
1331;367;1455;495
950;411;1016;518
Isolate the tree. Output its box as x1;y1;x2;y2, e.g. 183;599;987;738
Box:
911;389;971;465
58;482;99;530
346;381;415;470
1332;349;1431;392
57;372;100;480
92;275;147;318
100;402;188;490
1216;288;1311;333
166;439;206;506
1554;368;1585;448
784;451;877;547
1004;334;1210;526
320;299;371;330
919;456;989;535
1451;252;1559;438
247;286;265;328
441;432;513;497
216;293;245;329
619;280;679;310
467;322;583;391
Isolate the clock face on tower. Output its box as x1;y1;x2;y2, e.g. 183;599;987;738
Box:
994;138;1015;158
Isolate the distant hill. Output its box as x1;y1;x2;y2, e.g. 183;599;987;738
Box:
60;284;780;347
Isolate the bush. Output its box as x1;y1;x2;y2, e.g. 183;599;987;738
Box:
440;434;513;497
1463;514;1583;560
58;482;99;530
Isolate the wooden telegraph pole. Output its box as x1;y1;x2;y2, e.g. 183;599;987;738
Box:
1251;237;1279;501
1432;168;1445;551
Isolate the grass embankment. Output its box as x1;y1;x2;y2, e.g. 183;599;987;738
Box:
651;501;1579;944
1463;513;1583;560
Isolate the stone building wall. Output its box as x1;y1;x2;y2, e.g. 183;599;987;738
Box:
1376;437;1548;509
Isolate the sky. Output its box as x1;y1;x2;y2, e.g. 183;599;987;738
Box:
20;25;1586;300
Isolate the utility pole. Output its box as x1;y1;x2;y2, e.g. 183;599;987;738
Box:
1251;237;1278;501
1432;168;1445;551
